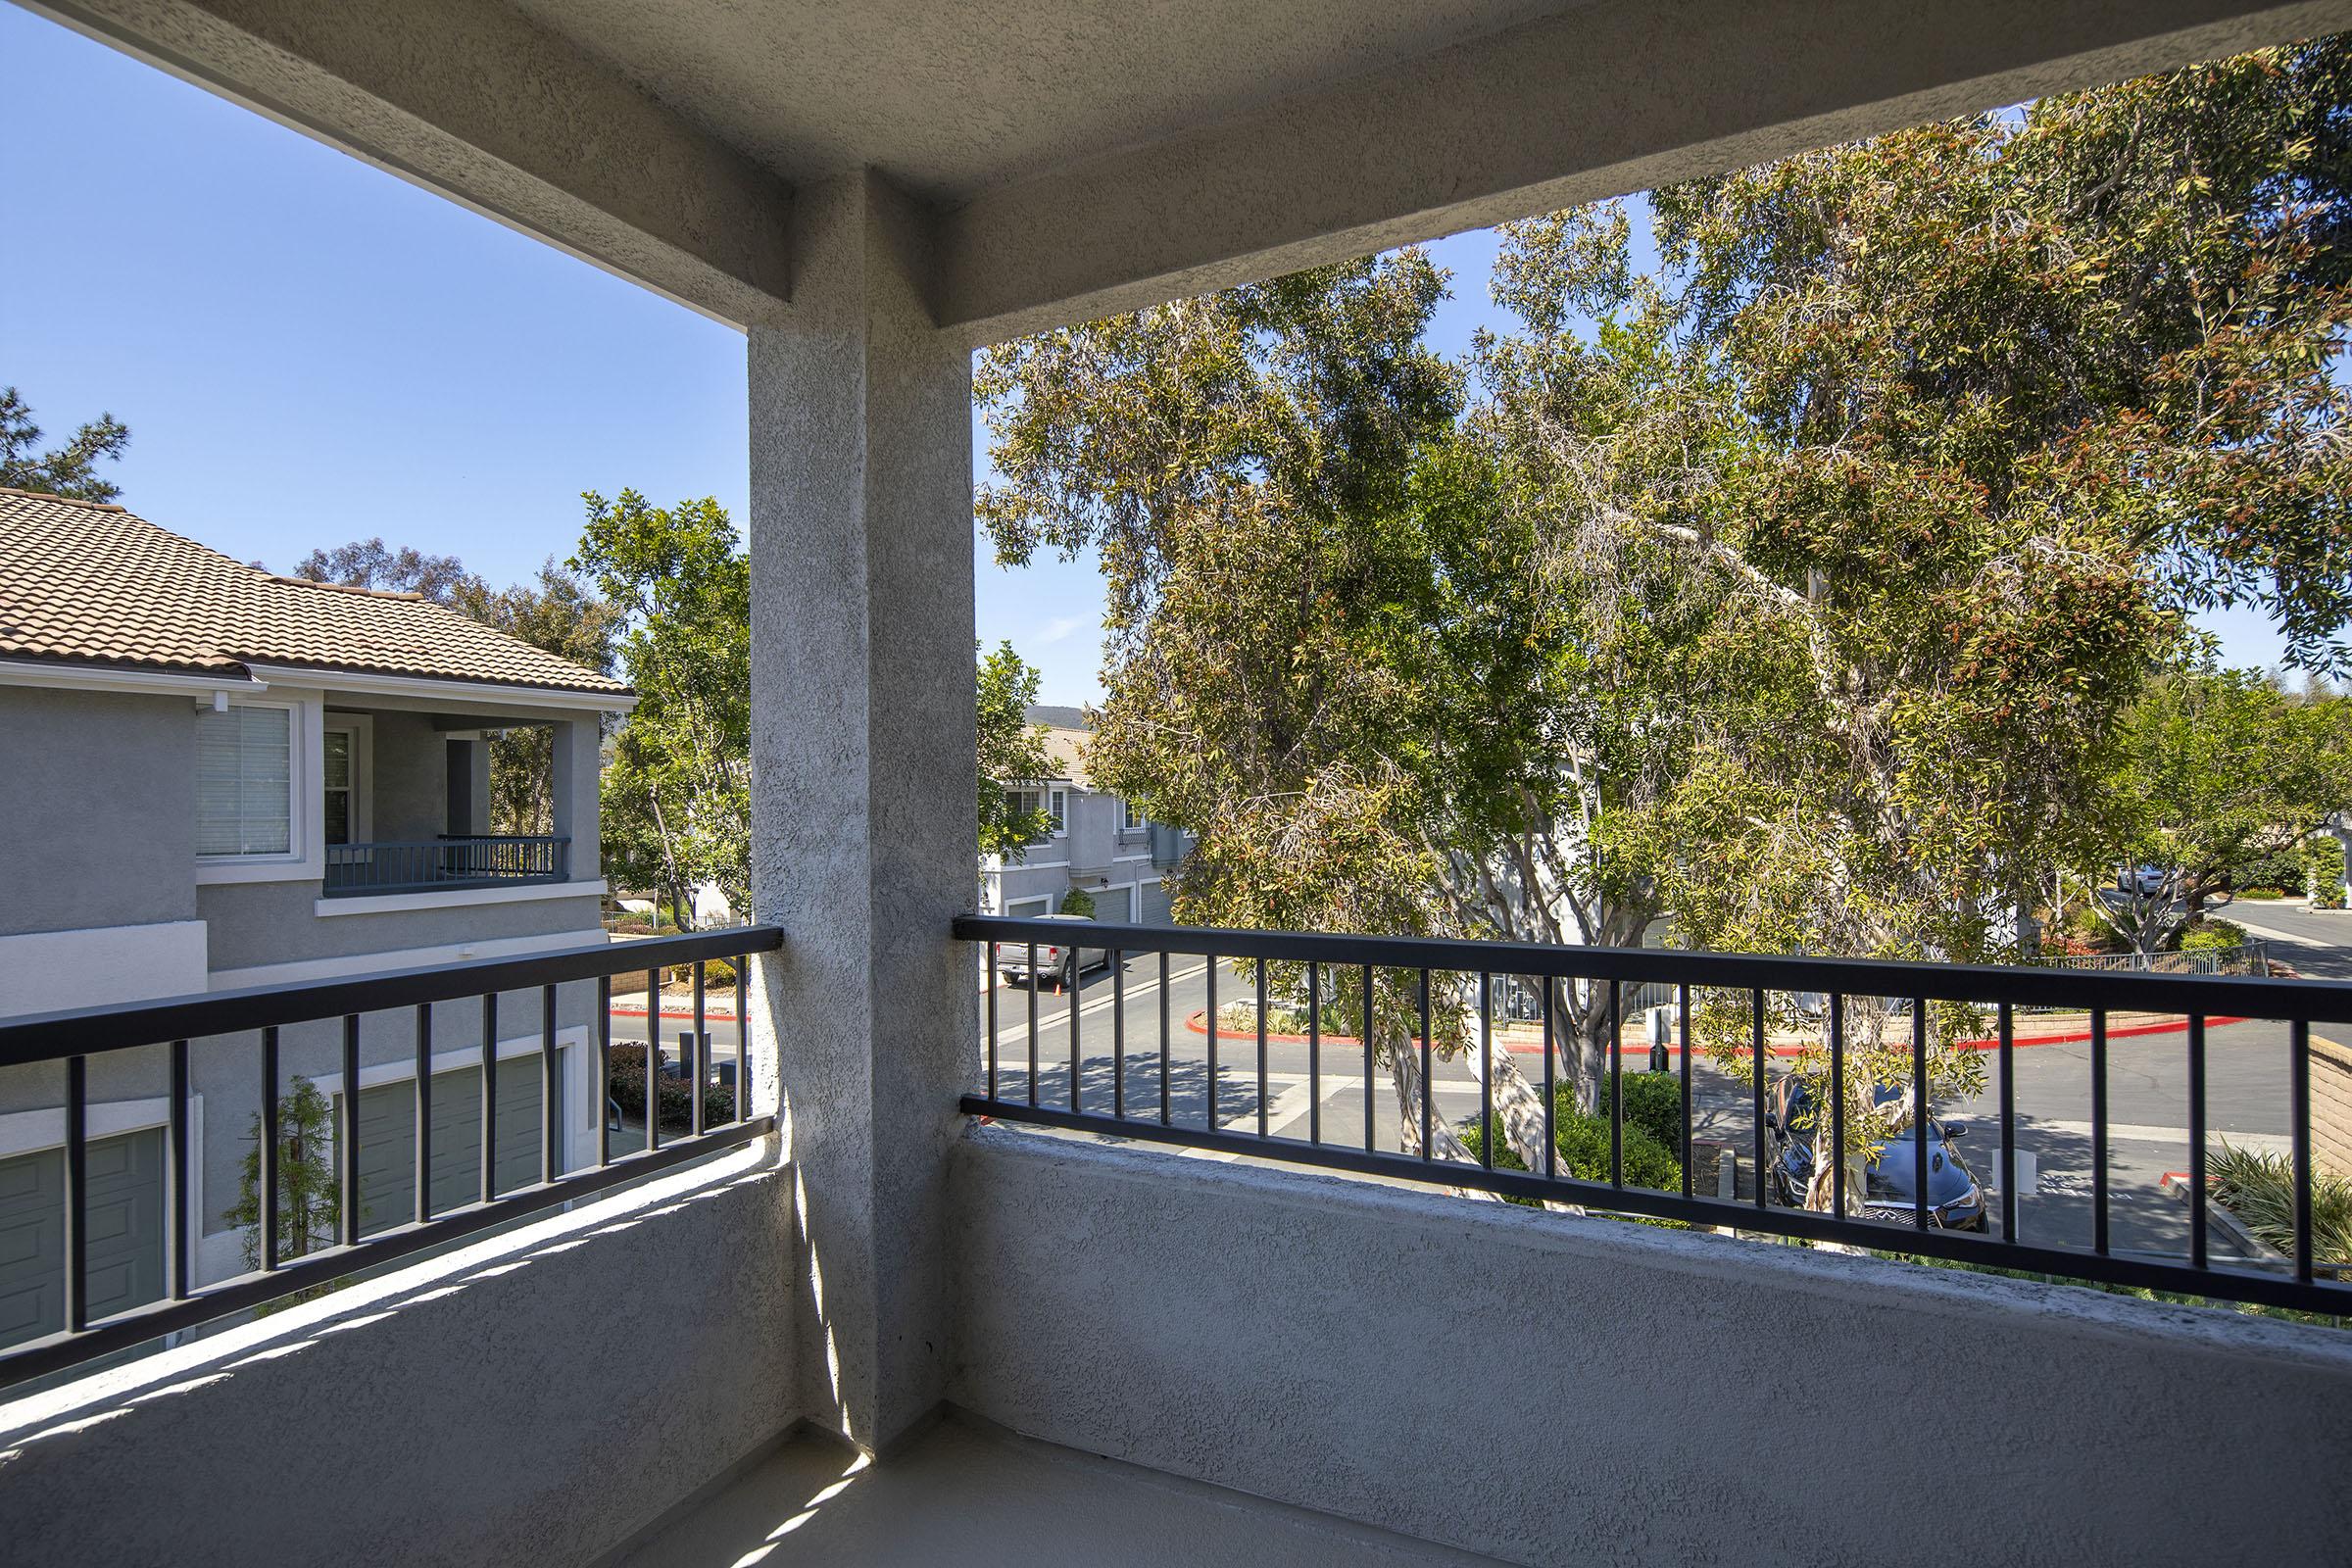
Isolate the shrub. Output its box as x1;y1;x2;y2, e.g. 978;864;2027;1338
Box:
2179;919;2247;955
2210;1141;2352;1264
2228;846;2307;898
1600;1071;1685;1152
2062;905;2122;953
702;957;739;990
606;1045;736;1133
1461;1079;1682;1194
1057;887;1097;918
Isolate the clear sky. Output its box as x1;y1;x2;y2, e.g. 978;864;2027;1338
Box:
2;5;2294;705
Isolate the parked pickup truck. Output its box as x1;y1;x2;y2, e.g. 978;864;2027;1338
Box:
993;912;1109;992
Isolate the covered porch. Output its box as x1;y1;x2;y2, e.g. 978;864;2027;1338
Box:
8;2;2352;1563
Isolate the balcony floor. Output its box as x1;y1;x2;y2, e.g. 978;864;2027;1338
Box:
613;1413;1504;1567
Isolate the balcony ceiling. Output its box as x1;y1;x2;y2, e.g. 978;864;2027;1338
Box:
499;0;1570;203
36;0;2352;337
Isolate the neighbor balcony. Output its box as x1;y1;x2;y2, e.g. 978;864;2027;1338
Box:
321;833;571;897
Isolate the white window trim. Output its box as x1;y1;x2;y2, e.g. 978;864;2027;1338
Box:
1049;788;1069;837
196;690;325;884
315;877;608;918
321;711;374;847
1121;799;1148;832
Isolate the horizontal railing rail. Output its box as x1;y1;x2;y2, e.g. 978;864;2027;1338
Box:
956;915;2352;1317
0;926;779;1388
322;835;569;896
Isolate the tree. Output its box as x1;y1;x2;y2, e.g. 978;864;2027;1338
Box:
977;641;1056;861
570;490;752;923
224;1076;340;1280
0;387;129;501
978;38;2352;1189
292;538;483;604
2076;666;2352;956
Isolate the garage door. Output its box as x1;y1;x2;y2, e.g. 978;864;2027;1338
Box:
0;1128;166;1350
345;1057;553;1236
1138;881;1174;926
1004;896;1053;920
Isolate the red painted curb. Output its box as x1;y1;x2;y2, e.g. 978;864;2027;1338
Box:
1179;1009;2250;1056
612;1004;741;1022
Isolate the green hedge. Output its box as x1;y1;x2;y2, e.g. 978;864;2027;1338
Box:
607;1047;735;1133
1460;1072;1684;1193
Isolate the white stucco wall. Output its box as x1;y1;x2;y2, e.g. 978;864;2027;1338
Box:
0;1146;800;1568
947;1125;2352;1568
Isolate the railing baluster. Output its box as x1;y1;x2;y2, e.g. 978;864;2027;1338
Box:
1069;943;1083;1114
2187;1011;2207;1270
1112;950;1127;1122
692;962;708;1139
1610;978;1624;1190
480;993;498;1204
1679;983;1693;1200
2293;1017;2314;1285
646;967;662;1152
1205;950;1219;1132
170;1038;191;1298
1417;968;1432;1161
1751;990;1767;1211
1830;993;1846;1220
734;957;749;1125
1027;943;1040;1109
1997;1001;2015;1244
1158;952;1171;1127
1362;963;1375;1152
986;941;1000;1102
340;1015;361;1246
416;1004;433;1224
597;975;612;1167
1542;976;1556;1181
1257;957;1270;1139
1481;971;1494;1170
541;983;560;1184
64;1054;86;1330
1912;1000;1929;1232
262;1025;280;1269
1307;962;1321;1146
2089;1007;2107;1253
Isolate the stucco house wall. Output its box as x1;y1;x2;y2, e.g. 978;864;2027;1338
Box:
0;685;196;939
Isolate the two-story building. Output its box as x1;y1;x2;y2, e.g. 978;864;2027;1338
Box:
985;706;1189;925
0;486;631;1336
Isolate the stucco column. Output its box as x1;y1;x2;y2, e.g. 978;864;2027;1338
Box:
747;170;977;1452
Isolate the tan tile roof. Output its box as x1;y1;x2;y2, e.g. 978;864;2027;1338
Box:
1039;726;1091;785
0;488;630;699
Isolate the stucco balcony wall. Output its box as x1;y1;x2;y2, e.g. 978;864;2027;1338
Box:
946;1123;2352;1568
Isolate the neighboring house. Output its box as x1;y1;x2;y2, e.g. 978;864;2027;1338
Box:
984;706;1192;924
0;487;632;1337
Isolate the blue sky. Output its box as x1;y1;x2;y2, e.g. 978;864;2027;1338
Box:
2;6;2291;704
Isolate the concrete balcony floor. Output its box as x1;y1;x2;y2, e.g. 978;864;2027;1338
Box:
614;1414;1504;1568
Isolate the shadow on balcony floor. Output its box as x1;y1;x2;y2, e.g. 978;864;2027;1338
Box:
612;1413;1505;1567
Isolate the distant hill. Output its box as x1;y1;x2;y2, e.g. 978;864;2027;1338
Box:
1024;705;1091;730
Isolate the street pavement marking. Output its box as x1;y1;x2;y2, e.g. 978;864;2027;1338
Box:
2020;1119;2289;1154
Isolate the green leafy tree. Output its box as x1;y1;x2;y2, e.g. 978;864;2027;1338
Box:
977;641;1056;861
0;387;129;501
570;490;752;923
979;38;2352;1188
224;1076;340;1279
2077;666;2352;956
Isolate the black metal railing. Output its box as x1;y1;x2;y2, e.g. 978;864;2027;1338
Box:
957;914;2352;1316
0;926;776;1387
322;835;570;896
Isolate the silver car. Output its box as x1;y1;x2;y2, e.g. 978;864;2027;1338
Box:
994;912;1109;991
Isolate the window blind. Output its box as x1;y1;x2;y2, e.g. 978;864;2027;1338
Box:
197;705;292;856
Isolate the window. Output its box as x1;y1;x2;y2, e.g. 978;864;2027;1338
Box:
1122;798;1147;831
322;729;354;846
196;705;292;857
1004;787;1069;846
